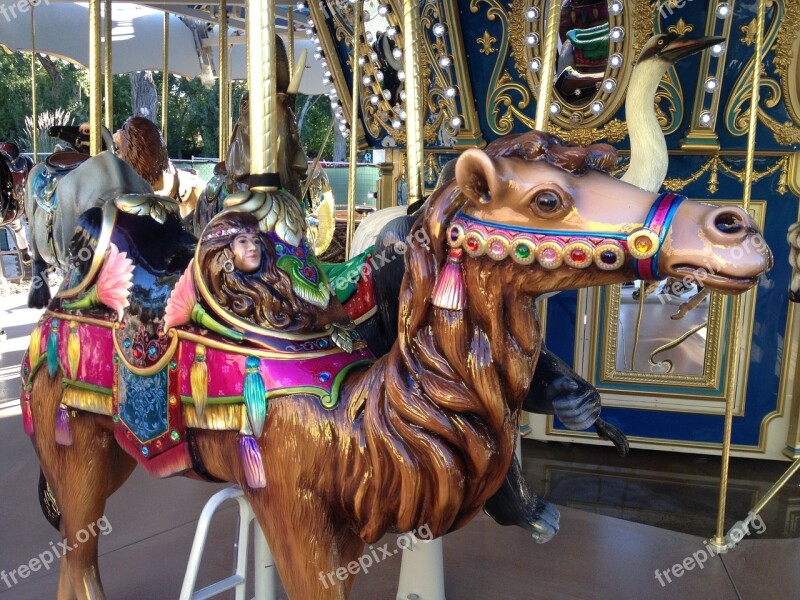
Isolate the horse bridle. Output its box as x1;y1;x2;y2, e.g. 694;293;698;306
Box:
446;192;687;280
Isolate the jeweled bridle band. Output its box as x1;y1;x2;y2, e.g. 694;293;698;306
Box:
446;192;686;280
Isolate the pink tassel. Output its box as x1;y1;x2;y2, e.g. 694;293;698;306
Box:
238;435;266;489
432;248;466;310
55;404;72;446
22;397;34;437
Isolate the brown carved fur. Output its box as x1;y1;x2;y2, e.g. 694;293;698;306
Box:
115;116;170;185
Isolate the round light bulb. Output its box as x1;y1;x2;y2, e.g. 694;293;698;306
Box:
392;47;403;60
392;120;402;129
438;56;452;68
398;70;406;81
370;95;380;105
383;89;392;100
529;58;542;72
550;102;562;115
526;33;539;47
716;3;730;18
378;4;389;16
432;23;446;37
609;1;623;15
358;56;367;66
445;86;457;98
387;26;397;38
525;7;539;21
699;111;714;126
711;43;726;57
609;53;623;68
602;78;617;92
450;116;462;128
362;75;372;85
590;101;604;114
610;27;625;41
705;77;719;92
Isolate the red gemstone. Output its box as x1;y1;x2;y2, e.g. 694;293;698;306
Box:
466;238;480;251
570;248;587;263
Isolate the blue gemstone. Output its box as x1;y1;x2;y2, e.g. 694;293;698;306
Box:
275;244;285;255
319;372;331;383
601;250;618;265
148;344;158;357
124;338;132;348
141;447;149;456
319;338;329;348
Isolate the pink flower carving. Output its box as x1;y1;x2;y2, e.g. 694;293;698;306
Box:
96;243;135;321
164;261;198;331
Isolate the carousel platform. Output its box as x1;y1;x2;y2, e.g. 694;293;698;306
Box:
1;290;799;599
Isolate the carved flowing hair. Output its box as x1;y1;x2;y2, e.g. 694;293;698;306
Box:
115;116;170;185
197;212;314;331
349;130;615;541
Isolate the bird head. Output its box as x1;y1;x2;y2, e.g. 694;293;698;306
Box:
639;33;725;65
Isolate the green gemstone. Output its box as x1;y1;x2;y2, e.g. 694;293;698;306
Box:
170;430;180;441
113;355;119;363
170;360;177;370
112;414;119;423
516;245;531;258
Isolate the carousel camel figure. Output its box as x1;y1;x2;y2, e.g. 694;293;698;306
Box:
22;130;771;599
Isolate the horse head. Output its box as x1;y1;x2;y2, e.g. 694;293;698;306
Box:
48;124;114;154
433;131;771;304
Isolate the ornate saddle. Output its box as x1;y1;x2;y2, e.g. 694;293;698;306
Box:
31;151;90;214
22;196;374;485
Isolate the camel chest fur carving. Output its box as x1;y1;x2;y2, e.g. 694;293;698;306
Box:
22;131;771;599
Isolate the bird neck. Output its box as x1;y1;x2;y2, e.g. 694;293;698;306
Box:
622;58;669;193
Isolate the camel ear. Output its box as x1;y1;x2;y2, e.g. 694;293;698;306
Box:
455;148;499;205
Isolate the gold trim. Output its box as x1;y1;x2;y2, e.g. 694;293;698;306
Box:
89;0;102;156
45;311;115;329
773;0;800;125
175;329;362;360
345;0;363;258
184;402;244;431
56;204;117;300
62;387;113;416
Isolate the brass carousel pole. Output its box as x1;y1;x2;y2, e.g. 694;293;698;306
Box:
104;0;113;130
287;9;294;80
710;0;767;551
247;0;276;181
344;0;362;259
218;0;229;159
162;11;169;146
29;1;37;163
395;5;444;595
534;0;562;131
89;0;102;156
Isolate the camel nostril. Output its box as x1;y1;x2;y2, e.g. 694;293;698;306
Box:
714;212;745;235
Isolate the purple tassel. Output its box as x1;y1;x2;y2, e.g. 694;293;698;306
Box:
55;404;72;446
238;434;266;489
22;398;34;437
432;248;466;310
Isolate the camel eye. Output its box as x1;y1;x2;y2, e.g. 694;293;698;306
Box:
534;190;561;213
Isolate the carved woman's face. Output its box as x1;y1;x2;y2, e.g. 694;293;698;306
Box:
231;233;262;273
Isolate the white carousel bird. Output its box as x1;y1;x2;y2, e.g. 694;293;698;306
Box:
621;33;722;192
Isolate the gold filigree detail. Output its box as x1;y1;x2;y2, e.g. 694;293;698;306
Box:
669;18;694;37
772;0;800;125
740;18;759;46
477;30;497;55
663;155;792;195
547;119;629;145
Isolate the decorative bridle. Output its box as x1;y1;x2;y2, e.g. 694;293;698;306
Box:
432;192;687;310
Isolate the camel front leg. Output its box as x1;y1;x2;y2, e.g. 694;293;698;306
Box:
245;487;361;600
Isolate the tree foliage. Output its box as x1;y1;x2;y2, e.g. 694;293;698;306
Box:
0;51;333;161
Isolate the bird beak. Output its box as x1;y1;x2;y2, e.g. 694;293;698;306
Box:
658;35;725;63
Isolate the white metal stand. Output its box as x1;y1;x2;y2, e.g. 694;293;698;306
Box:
180;486;278;600
396;537;446;600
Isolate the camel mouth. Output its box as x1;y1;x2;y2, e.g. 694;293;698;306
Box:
672;265;759;294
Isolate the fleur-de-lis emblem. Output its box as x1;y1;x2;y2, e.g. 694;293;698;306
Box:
477;31;497;55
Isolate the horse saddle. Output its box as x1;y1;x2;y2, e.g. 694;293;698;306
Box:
32;152;90;213
555;66;603;98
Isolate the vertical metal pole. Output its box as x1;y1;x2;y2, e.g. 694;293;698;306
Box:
30;3;37;163
219;0;229;159
402;0;422;205
344;1;362;259
162;11;169;145
104;0;113;129
711;0;766;550
89;0;102;156
534;0;561;131
247;0;277;180
287;10;294;80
